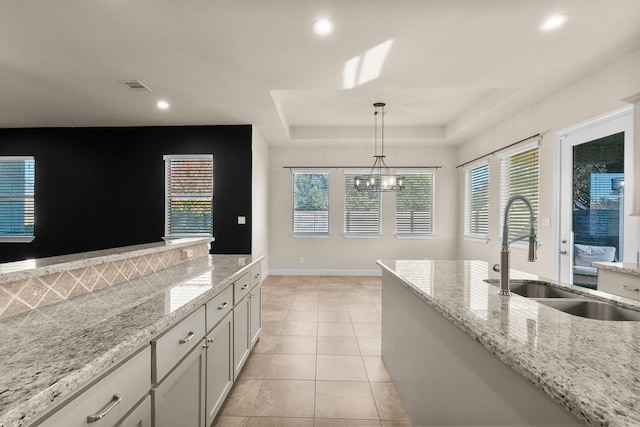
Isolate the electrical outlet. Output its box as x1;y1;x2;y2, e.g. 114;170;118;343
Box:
300;256;304;264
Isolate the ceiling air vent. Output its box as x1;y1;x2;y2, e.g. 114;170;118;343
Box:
119;80;152;92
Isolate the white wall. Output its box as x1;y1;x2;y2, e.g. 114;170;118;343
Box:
268;144;458;275
251;127;269;276
457;47;640;279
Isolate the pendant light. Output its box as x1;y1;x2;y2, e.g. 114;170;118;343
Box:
354;102;405;192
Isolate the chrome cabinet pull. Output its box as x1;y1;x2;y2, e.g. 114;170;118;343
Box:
241;284;249;290
87;393;121;423
622;285;640;292
217;302;228;310
179;331;195;344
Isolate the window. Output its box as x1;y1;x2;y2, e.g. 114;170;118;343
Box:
164;155;213;238
292;169;330;236
0;157;35;242
344;170;381;236
500;143;539;243
464;161;489;240
395;169;435;236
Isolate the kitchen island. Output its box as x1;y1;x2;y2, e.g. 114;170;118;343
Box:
0;241;263;427
378;259;640;427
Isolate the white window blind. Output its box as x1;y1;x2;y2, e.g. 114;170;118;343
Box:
395;169;434;236
0;157;35;242
464;162;489;239
344;170;381;236
164;155;213;238
500;143;539;242
292;169;330;235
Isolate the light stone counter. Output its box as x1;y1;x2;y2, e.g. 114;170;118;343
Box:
0;254;262;427
378;259;640;427
0;238;212;283
593;261;640;277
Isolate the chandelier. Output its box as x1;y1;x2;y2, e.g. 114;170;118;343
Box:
354;102;405;192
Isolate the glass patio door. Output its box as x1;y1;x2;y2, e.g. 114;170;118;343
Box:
558;107;636;288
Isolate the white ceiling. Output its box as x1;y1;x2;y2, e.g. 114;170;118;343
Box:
1;0;639;147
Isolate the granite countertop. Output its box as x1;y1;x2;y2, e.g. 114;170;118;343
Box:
0;254;261;427
378;259;640;427
593;261;640;277
0;237;213;284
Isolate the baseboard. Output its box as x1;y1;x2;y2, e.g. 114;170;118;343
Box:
268;268;381;277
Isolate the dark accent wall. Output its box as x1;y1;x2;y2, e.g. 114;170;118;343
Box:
0;125;252;263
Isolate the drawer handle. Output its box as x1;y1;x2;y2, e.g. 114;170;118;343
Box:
87;393;121;423
622;285;640;292
217;302;228;310
241;284;249;290
254;273;261;278
179;331;195;344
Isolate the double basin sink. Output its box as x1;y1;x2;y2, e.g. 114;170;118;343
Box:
485;279;640;321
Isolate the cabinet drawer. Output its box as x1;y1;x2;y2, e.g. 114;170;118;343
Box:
598;269;640;300
206;285;233;332
250;264;262;289
152;306;206;384
234;274;251;304
39;346;151;427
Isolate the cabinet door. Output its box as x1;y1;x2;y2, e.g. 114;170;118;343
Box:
115;395;151;427
152;344;206;427
249;283;262;349
233;296;251;380
205;311;234;427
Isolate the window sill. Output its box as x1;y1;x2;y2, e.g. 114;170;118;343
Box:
464;235;489;244
0;236;35;243
395;234;434;240
343;233;382;239
291;233;329;239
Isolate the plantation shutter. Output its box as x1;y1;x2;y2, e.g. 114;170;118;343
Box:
164;155;213;237
464;162;489;239
500;143;539;242
395;169;434;235
0;157;35;242
292;169;330;235
344;170;381;235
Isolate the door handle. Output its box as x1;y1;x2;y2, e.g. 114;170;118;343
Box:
559;250;567;255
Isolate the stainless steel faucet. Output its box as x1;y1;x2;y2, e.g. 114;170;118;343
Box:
500;195;537;296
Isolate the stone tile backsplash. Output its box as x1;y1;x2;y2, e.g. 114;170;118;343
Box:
0;243;209;319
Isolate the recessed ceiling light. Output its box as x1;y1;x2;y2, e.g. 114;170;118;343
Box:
313;18;334;36
157;100;170;110
539;13;569;31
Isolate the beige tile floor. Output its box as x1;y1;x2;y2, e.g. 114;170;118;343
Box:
213;275;412;427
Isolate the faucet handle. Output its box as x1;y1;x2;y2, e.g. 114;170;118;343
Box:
492;264;501;272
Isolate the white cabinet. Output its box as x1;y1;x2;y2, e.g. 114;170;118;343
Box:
205;311;234;427
152;343;206;427
233;294;251;380
152;306;206;384
151;306;207;427
115;395;151;427
598;269;640;300
39;347;151;427
249;282;262;348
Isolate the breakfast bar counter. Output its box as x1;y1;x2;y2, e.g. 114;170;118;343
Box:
378;259;640;427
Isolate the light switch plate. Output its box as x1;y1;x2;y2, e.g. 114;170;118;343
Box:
238;216;246;225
